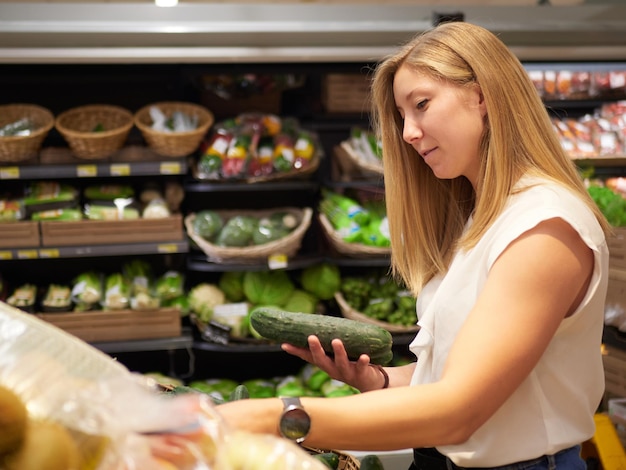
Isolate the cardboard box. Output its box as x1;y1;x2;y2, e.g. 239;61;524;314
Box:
40;214;183;246
37;308;182;343
322;74;372;114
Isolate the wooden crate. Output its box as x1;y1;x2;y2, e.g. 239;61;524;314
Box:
609;227;626;271
36;308;181;343
40;214;183;246
322;74;371;114
0;221;40;248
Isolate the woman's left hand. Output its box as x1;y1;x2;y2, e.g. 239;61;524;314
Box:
281;335;385;392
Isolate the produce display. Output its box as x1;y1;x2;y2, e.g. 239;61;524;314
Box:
588;182;626;226
196;113;320;181
339;270;418;328
190;263;340;342
0;181;183;223
2;261;185;314
337;127;383;174
319;188;390;248
191;208;300;248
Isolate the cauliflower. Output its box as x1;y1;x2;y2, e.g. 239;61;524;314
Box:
188;283;226;322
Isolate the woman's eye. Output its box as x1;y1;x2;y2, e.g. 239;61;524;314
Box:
416;99;428;110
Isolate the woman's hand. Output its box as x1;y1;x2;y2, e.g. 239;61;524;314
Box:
281;335;387;392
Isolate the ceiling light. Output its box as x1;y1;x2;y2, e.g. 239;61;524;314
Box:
155;0;178;7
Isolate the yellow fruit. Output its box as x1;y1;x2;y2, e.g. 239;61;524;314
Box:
0;385;27;456
2;419;80;470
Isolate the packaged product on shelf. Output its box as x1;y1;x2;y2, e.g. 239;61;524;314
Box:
71;271;103;311
102;273;131;311
196;113;320;182
0;199;24;222
6;284;37;313
41;284;72;312
22;181;78;218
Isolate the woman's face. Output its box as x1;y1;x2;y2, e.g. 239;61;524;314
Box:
393;64;487;188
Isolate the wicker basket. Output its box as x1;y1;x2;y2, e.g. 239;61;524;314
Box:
335;291;420;334
134;101;214;158
319;213;391;258
55;104;134;160
334;141;383;177
0;103;54;163
185;207;313;264
306;447;360;470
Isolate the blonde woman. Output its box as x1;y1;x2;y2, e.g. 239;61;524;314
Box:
218;22;609;469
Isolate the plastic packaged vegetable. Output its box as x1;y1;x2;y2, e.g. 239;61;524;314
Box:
0;302;331;470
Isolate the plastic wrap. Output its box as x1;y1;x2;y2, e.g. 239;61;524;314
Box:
0;301;329;470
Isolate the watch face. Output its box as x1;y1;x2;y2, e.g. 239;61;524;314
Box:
280;407;311;442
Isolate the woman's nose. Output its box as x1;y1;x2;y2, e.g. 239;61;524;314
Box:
403;119;423;143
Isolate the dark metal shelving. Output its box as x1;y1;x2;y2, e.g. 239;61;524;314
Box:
0;240;188;260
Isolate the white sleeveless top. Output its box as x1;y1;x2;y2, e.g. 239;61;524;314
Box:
409;176;608;467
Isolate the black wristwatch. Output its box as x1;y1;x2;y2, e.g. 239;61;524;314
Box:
278;397;311;443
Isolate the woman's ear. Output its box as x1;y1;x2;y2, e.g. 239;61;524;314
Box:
476;86;487;118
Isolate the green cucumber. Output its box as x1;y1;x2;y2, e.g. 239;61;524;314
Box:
360;454;385;470
314;452;340;469
249;307;393;365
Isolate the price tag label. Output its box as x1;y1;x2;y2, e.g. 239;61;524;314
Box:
17;250;38;259
110;164;130;176
39;249;60;258
157;243;179;253
0;167;20;179
160;162;182;175
76;165;97;177
268;253;288;270
0;251;13;260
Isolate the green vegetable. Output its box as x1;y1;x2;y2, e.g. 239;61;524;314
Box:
84;185;134;201
282;289;318;314
300;364;331;392
189;378;238;397
301;263;341;300
249;307;394;365
155;271;185;301
193;210;224;240
321;379;360;398
314;453;340;470
228;384;250;401
242;379;276;398
219;271;246;302
243;270;295;307
161;295;188;316
314;452;340;470
251;220;289;245
275;375;307;397
188;283;226;322
360;454;385;470
71;271;102;309
31;208;82;221
215;215;258;247
588;185;626;227
103;272;130;310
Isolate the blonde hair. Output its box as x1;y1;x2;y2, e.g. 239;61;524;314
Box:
370;21;609;296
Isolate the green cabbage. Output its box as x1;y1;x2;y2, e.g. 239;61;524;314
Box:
219;271;246;302
282;289;318;314
242;270;294;306
301;263;341;300
193;210;224;240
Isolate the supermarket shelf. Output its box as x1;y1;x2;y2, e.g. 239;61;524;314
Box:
184;179;319;193
92;330;194;354
0;240;188;260
0;156;188;180
193;339;283;354
186;251;323;272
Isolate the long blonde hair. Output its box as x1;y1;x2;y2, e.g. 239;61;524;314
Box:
370;21;609;296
